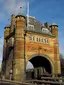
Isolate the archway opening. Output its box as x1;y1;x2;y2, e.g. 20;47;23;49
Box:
26;56;52;79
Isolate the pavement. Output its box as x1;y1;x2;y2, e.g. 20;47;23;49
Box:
0;79;33;85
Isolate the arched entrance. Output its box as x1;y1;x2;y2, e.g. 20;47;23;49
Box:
26;56;53;79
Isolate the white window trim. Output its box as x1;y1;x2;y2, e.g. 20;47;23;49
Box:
27;24;34;30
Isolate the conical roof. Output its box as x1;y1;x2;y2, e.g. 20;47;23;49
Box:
4;24;11;29
50;22;58;27
15;12;25;18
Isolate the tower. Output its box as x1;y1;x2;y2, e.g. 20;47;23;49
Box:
3;25;10;60
50;23;61;76
13;13;26;81
2;25;10;76
50;23;58;41
4;25;10;39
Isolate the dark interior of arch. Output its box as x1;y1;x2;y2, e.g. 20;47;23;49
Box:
29;56;52;74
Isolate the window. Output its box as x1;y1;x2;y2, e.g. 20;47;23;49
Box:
41;28;49;33
27;24;34;31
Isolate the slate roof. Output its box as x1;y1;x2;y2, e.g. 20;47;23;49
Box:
5;15;57;37
25;16;55;37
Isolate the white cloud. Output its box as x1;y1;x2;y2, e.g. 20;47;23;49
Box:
4;0;26;14
0;0;27;20
0;0;34;20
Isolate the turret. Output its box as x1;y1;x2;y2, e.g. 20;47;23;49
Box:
13;13;26;81
4;25;10;39
16;13;25;28
4;25;10;59
50;23;58;41
15;13;25;38
50;23;61;75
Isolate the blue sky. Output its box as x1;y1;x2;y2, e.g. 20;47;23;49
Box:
0;0;64;61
